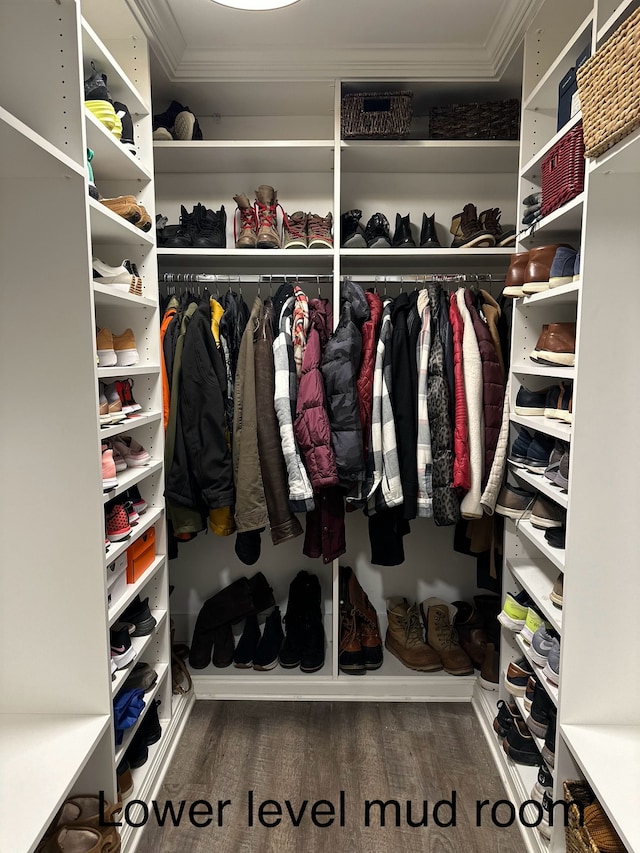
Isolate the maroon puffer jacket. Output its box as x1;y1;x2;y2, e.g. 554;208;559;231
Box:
356;290;383;460
464;289;504;488
294;299;338;490
449;293;471;492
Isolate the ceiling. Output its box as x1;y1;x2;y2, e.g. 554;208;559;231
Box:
126;0;543;83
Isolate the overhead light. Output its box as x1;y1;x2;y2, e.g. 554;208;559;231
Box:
211;0;301;9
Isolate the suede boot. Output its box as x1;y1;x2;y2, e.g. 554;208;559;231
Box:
420;598;474;676
189;577;255;669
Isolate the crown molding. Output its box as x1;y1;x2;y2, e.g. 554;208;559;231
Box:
125;0;185;73
486;0;546;76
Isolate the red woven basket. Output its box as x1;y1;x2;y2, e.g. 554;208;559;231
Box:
541;121;585;218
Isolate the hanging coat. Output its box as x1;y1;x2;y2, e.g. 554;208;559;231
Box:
356;290;383;463
449;292;471;493
391;292;420;520
456;288;484;519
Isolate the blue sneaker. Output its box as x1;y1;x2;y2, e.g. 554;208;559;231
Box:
515;385;549;416
509;428;535;467
548;246;578;288
573;250;581;282
525;431;556;472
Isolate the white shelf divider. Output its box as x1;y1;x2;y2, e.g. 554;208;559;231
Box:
510;413;572;442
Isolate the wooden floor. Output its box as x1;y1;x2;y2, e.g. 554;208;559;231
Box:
136;701;526;852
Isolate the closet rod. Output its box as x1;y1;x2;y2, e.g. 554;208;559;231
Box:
346;273;506;284
161;273;334;284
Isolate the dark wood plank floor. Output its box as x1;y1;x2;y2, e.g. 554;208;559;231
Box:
136;701;526;852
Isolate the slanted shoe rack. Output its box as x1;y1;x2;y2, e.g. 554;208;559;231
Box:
0;1;193;851
472;1;640;852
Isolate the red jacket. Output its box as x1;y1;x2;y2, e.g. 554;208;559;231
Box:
449;293;471;492
294;299;338;490
357;290;383;460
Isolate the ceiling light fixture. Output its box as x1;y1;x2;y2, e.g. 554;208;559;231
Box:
211;0;301;9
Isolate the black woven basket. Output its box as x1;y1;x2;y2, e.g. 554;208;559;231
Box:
341;91;413;139
430;99;520;140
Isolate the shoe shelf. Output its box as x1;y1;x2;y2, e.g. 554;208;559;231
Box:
590;124;640;175
519;194;585;245
510;465;569;510
89;198;154;247
153;140;335;174
473;685;550;853
512;517;566;573
111;610;168;696
108;553;166;624
523;12;594;112
510;412;572;443
0;712;112;853
97;366;161;380
506;558;563;635
0;104;85;181
520;112;583;183
511;364;575;382
102;459;164;503
513;695;547;755
521;280;581;306
515;635;560;707
120;690;196;852
93;284;158;309
99;411;162;441
340;140;520;174
560;723;640;853
85;109;153;184
114;663;169;766
80;18;149;117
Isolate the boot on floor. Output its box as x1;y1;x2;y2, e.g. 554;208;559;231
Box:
385;597;443;672
420;598;474;676
342;565;383;670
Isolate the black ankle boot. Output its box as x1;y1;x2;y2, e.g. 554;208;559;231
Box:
299;573;326;673
189;578;256;669
253;607;284;671
420;212;441;248
212;623;235;668
280;571;310;668
233;613;261;668
392;213;416;248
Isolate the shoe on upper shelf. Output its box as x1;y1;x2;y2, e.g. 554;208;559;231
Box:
543;381;573;421
112;434;151;467
502;250;529;297
543;439;565;483
526;677;555;738
502;717;542;765
529;625;558;667
307;212;333;249
233;193;259;248
113;101;135;155
105;503;132;543
86;148;99;200
92;257;141;295
194;203;227;248
554;446;570;490
115;378;143;414
530;323;576;366
493;698;521;738
101;443;118;490
498;589;532;632
419;212;441;248
391;213;416;248
112;328;139;367
520;607;550;645
283;210;308;249
504;656;534;697
530;496;566;530
550;573;563;608
255;185;281;249
96;327;117;367
341;209;367;248
124;485;147;515
523;244;575;293
548;245;579;288
542;638;561;687
121;596;157;637
364;212;392;248
573;250;581;281
495;484;536;520
153;100;203;140
514;384;550;416
523;431;556;473
541;706;557;768
99;195;141;226
478;207;516;247
449;203;495;248
99;382;127;426
544;525;566;549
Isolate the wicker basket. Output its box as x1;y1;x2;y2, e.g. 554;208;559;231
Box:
541;121;585;218
429;99;520;140
563;781;627;853
577;5;640;158
341;91;413;139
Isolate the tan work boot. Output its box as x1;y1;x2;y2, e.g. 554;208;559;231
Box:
255;184;281;248
233;193;258;248
385;597;443;672
344;566;383;670
307;212;333;249
420;598;474;675
283;210;308;249
100;195;141;225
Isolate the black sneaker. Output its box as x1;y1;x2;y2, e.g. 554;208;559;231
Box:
124;734;148;769
492;698;521;738
279;571;310;668
233;613;261;668
110;623;136;670
503;718;542;765
121;596;156;637
193;204;226;248
123;662;158;693
364;212;392;248
84;61;111;102
113;101;135;156
531;762;553;801
173;106;203;141
526;679;555;738
153;100;186;134
545;526;566;549
253;608;284;671
299;573;326;673
525;432;556;472
138;698;162;745
164;204;197;248
341;209;367;248
541;707;557;768
508;427;535;467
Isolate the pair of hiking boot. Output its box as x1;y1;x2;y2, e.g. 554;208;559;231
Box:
158;203;227;248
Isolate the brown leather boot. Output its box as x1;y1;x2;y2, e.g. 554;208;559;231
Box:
530;322;576;366
283;210;308;249
480;642;499;691
503;250;529;297
385;597;443;672
449;202;495;248
420;598;474;676
452;600;488;669
255;184;281;248
233;193;258;248
345;566;383;670
523;243;574;292
339;607;365;675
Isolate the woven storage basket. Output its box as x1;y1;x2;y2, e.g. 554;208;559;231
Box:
541;121;585;218
341;91;413;139
563;781;626;853
577;5;640;158
429;99;520;140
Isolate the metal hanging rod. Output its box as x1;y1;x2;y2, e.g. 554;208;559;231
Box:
346;273;506;284
161;273;334;284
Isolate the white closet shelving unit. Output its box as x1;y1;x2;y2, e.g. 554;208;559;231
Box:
150;72;518;701
472;1;640;851
0;1;193;851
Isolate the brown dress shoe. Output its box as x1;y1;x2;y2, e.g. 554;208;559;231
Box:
503;250;529;297
530;322;576;366
523;244;574;293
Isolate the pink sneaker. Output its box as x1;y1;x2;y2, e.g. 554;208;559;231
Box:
105;503;132;541
112;435;151;467
102;444;118;489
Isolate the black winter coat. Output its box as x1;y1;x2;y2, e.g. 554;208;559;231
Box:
392;292;420;520
320;279;369;488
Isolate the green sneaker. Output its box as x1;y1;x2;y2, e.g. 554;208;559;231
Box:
497;590;531;631
520;607;550;644
86;148;99;200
